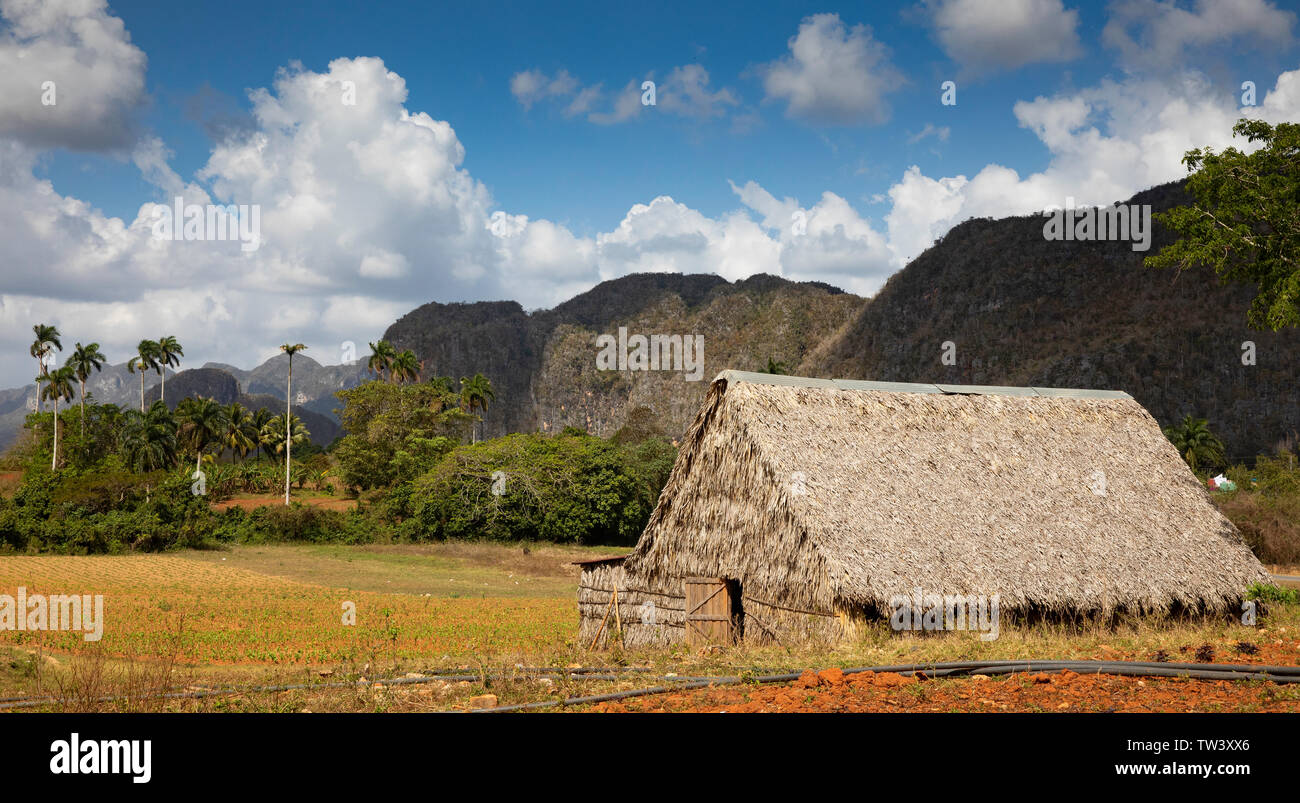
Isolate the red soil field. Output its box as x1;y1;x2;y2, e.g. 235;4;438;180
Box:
210;494;357;512
590;667;1300;713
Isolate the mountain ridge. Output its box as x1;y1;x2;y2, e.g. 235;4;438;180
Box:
5;180;1298;460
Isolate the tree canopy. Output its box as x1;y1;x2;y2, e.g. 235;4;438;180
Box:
1147;118;1300;331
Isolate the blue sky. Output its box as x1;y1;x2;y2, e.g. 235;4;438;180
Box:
3;0;1300;388
40;0;1135;230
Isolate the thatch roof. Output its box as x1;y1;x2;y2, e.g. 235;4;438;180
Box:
623;370;1268;616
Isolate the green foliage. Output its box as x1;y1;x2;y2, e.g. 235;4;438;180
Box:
0;464;217;553
1163;415;1226;473
223;402;259;460
367;339;397;382
176;396;229;467
122;401;179;471
259;413;310;457
1246;582;1299;605
1215;453;1300;565
50;460;166;514
213;505;377;545
459;372;495;442
391;349;422;383
618;436;678;504
1147;119;1300;331
406;430;668;544
332;380;469;491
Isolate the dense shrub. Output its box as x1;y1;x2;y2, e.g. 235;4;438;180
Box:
406;431;665;544
332;381;468;491
0;465;217;554
214;505;377;544
1217;455;1300;565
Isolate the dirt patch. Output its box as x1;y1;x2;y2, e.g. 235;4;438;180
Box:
591;670;1300;713
0;471;22;498
211;495;357;512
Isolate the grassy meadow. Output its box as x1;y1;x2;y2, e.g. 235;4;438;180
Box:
0;541;1297;712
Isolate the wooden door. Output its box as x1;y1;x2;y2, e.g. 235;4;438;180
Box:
685;577;735;645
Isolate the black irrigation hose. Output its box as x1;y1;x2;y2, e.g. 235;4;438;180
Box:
0;667;707;711
4;659;1297;711
476;659;1300;712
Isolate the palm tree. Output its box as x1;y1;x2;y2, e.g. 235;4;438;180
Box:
280;343;307;505
1163;416;1226;473
67;342;107;436
427;375;455;394
367;340;397;382
122;401;178;472
156;336;184;403
761;356;788;375
391;349;421;384
459;373;495;443
39;366;75;470
224;402;258;461
251;407;274;460
176;397;229;473
128;340;160;412
29;324;62;414
261;414;310;456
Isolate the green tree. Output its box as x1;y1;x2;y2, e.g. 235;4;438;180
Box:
29;323;62;414
332;381;469;491
128;340;160;412
367;340;397;383
39;365;76;470
176;397;230;472
251;407;274;460
408;431;656;544
391;349;422;384
761;356;788;375
426;375;455;394
1147;119;1300;330
261;414;310;456
279;343;307;505
67;342;107;436
224;402;259;461
122;401;178;472
459;373;495;443
156;335;184;403
1163;416;1226;473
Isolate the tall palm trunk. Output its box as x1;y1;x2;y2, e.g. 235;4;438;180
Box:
284;356;292;506
34;356;42;414
139;370;145;412
161;368;166;404
79;379;86;437
50;396;58;470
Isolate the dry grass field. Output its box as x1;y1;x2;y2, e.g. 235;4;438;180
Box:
0;544;1296;712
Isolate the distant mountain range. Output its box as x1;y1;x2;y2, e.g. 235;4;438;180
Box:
3;179;1297;460
0;355;365;451
805;181;1300;460
382;272;862;439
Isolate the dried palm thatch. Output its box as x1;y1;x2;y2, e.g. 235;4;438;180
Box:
580;371;1268;646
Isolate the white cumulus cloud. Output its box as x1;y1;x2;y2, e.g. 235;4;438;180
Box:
759;13;903;125
0;0;147;151
925;0;1083;76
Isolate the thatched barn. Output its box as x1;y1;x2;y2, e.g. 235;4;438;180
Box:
578;370;1269;647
